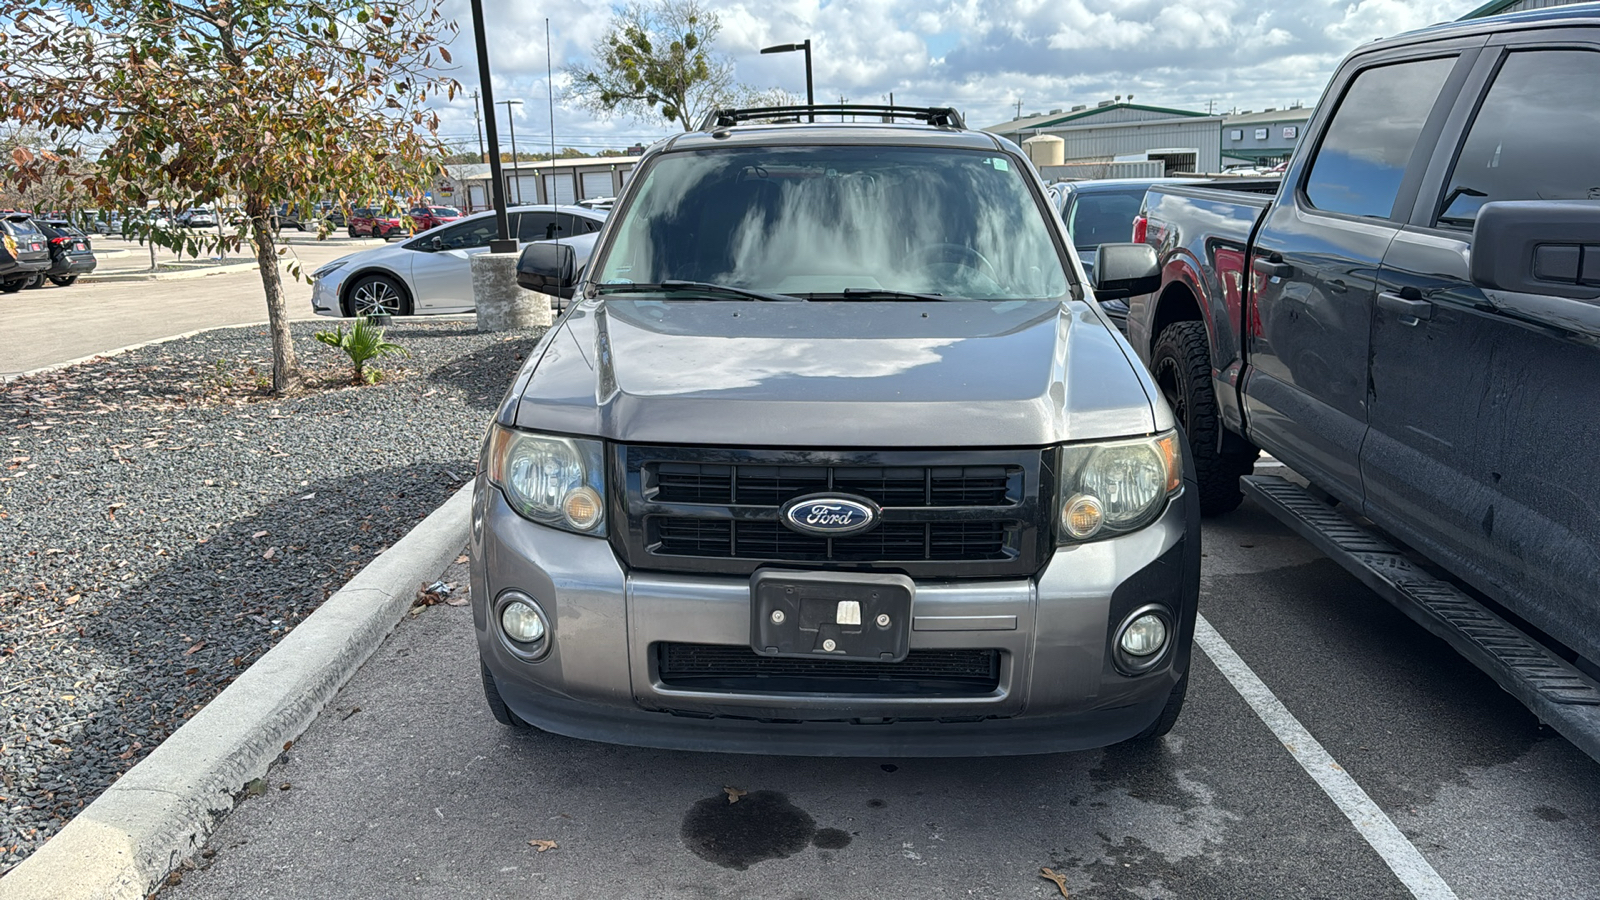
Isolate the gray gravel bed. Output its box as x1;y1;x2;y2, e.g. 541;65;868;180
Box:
0;320;544;872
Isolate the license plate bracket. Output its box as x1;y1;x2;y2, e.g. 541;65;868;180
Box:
751;570;914;663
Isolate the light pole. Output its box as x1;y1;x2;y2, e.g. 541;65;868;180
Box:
760;39;813;121
469;0;513;252
497;99;524;205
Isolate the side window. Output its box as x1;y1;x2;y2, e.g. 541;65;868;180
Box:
1303;57;1456;219
431;216;501;251
1438;50;1600;228
517;212;561;242
577;216;602;234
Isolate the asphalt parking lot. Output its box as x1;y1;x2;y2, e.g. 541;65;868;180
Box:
164;463;1600;900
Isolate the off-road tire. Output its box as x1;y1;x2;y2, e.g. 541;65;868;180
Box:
48;275;78;287
1150;321;1258;515
480;659;532;729
1129;672;1188;742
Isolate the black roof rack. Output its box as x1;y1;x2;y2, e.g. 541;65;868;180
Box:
698;104;967;131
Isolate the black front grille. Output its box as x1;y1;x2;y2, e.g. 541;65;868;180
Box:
652;462;1017;508
619;445;1051;578
652;519;1010;562
657;643;1001;695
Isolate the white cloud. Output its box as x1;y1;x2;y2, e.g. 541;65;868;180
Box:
428;0;1483;150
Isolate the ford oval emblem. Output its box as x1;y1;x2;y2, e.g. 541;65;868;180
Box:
780;494;880;537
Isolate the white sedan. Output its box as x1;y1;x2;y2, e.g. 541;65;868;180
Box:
309;204;606;317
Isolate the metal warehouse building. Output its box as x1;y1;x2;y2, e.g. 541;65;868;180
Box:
984;102;1224;179
1464;0;1587;16
1221;106;1314;166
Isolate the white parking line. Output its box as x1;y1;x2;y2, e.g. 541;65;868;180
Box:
1194;614;1459;900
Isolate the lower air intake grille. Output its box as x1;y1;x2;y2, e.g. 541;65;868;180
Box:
656;643;1001;695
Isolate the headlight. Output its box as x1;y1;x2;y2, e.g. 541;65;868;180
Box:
485;424;607;536
311;259;350;280
1057;431;1181;542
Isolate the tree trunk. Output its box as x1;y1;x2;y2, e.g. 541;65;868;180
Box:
246;193;302;395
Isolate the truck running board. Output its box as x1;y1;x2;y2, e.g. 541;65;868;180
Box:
1241;475;1600;761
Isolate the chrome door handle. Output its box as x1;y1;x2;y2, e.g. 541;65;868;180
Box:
1378;291;1432;324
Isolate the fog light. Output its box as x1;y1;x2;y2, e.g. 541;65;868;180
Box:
501;602;546;643
562;487;603;531
1120;613;1168;657
1063;494;1104;539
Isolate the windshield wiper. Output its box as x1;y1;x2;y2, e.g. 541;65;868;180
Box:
596;281;803;302
821;288;952;301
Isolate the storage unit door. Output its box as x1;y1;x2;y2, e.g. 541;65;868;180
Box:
580;171;613;199
543;173;577;205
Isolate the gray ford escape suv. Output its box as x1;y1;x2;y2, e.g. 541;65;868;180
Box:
471;105;1200;756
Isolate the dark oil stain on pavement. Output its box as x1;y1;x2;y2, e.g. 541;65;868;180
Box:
681;790;852;870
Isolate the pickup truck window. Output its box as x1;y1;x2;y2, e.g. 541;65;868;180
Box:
1067;190;1145;250
1304;57;1454;219
597;146;1069;300
1438;50;1600;228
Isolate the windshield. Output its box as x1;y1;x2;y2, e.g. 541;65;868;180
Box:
595;146;1070;299
1066;189;1145;251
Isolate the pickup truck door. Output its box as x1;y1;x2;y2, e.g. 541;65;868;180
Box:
1244;52;1467;504
1366;39;1600;666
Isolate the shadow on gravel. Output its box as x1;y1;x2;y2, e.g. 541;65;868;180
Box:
425;332;545;410
0;462;466;869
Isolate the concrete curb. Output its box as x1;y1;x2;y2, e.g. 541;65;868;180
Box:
80;261;260;283
0;485;475;900
1;315;479;382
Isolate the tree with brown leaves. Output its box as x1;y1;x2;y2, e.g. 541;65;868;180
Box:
0;0;459;394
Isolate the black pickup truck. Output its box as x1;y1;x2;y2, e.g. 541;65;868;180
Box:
1126;5;1600;758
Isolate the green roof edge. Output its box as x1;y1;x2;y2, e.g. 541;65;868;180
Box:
996;102;1210;132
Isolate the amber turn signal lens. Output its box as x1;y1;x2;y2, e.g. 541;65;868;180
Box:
1156;432;1182;494
562;487;603;531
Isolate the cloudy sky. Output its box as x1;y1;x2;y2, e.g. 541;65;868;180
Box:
430;0;1482;154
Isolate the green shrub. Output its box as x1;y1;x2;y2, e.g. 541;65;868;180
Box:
314;317;409;385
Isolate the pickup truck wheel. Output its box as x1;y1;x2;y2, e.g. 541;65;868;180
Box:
1128;672;1188;742
1151;321;1257;515
480;659;532;729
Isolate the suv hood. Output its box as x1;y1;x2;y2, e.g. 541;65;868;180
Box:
508;298;1158;447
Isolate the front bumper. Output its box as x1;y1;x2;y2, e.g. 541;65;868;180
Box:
471;474;1200;756
310;269;349;317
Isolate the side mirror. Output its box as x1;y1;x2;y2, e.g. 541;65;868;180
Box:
1092;243;1161;299
517;241;578;299
1470;201;1600;300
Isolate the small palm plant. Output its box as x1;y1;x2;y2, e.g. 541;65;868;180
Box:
314;317;409;385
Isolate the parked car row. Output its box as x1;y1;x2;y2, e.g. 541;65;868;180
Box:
0;212;95;291
310;204;604;316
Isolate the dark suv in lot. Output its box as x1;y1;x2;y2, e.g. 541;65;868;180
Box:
0;214;51;293
473;105;1199;756
35;220;97;286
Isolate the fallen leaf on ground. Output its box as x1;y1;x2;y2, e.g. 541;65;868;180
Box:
445;595;470;607
184;641;206;655
62;594;80;606
1039;868;1069;897
528;839;558;852
724;787;748;804
455;554;469;564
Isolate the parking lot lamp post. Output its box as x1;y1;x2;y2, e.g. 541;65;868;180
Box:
497;99;524;205
760;39;814;121
470;0;514;252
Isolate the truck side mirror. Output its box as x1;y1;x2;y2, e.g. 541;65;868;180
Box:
517;241;578;299
1092;243;1161;299
1470;201;1600;301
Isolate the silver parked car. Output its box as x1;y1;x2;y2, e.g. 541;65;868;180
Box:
473;105;1198;756
309;204;605;317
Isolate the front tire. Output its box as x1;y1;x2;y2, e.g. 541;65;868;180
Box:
1150;321;1258;515
480;660;532;729
48;275;78;287
344;272;412;318
347;225;357;239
